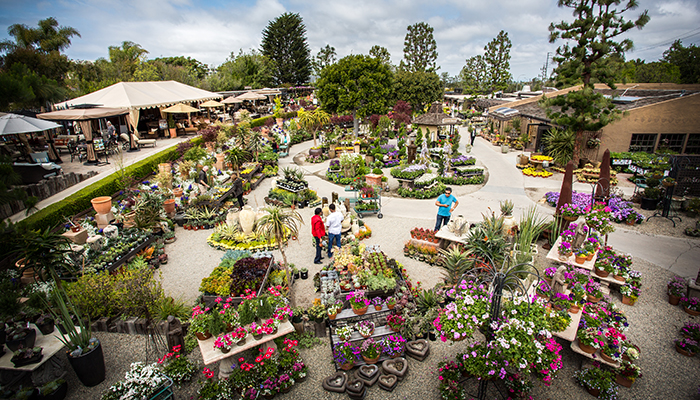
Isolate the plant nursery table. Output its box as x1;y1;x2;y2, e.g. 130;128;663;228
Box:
435;227;468;246
197;321;294;366
570;340;620;369
0;324;75;386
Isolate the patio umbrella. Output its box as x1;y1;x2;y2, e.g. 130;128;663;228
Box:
235;91;267;101
162;103;200;113
0;113;62;162
200;100;223;120
221;96;243;104
256;88;281;95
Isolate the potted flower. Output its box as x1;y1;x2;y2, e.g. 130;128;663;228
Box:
560;203;584;221
557;240;573;260
577;327;605;354
327;302;342;320
593;257;613;277
333;341;360;370
372;297;384;311
680;297;700;316
300;267;308;280
583;237;598;260
336;325;354;341
291;266;300;280
574;366;618;399
680;321;700;341
278;373;294;393
360;338;383;364
346;290;370;315
543;267;557;286
545;308;572;332
382;334;406;358
625;213;638;225
217;299;239;332
585;280;603;303
620;283;640;306
190;306;216;340
550;292;572;312
574;248;588;265
11;346;43;368
249;322;265;340
260;377;280;398
674;337;698;357
601;327;626;363
356;320;375;338
386;314;406;332
230;326;247;346
662;176;676;187
213;333;234;353
569;283;585;313
615;361;641;388
667;276;686;305
386;296;397;310
291;360;308;383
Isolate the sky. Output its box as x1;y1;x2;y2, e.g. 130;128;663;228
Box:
1;0;699;81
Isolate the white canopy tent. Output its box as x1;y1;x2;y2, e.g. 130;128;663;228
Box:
53;81;222;137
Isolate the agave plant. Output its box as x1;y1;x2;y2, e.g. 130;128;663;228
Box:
437;246;471;286
415;288;438;313
256;206;304;285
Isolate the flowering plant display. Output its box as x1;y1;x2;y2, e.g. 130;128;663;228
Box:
545;308;572;332
620;271;641;300
157;345;196;385
558;240;572;255
356;320;375;337
680;321;700;341
616;361;642;382
433;281;490;342
326;302;343;316
559;226;576;242
332;342;360;366
216;297;239;326
102;362;171;400
335;325;354;341
602;326;627;360
436;360;468;400
551;292;572;310
273;304;292;321
504;372;535;399
360;338;383;359
277;373;294;391
584;203;616;236
674;337;699;354
386;314;406;331
680;296;700;311
382;334;406;357
248;322;265;336
583;236;599;254
668;275;687;297
190;305;219;336
291;361;307;381
214;333;235;352
346;290;370;310
545;191;643;224
585;280;603;298
231;326;247;342
371;297;384;307
560;203;585;218
544;266;557;279
569;283;586;306
260;377;279;397
536;280;551;296
578;327;605;349
574;365;618;400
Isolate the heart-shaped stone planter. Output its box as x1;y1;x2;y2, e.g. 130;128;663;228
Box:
382;357;408;380
346;379;365;395
378;373;398;391
356;364;379;386
405;339;430;361
322;371;347;393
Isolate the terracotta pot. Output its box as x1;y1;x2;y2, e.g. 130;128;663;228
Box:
668;294;681;305
163;199;176;214
578;340;596;354
587;387;601;397
594;268;610;278
374;305;382;311
622;296;635;306
616;374;634;388
600;351;616;363
675;344;695;357
563;215;577;222
587;295;601;303
613;274;625;282
575;255;587;264
362;355;380;364
91;196;112;214
387;303;395;310
568;305;581;314
626;220;635;225
195;331;212;341
586;253;594;261
173;188;183;197
339;362;354;371
328;313;337;320
353;305;368;315
684;307;700;316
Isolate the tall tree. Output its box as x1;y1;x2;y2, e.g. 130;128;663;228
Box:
260;12;311;85
402;22;438;73
369;45;391;65
393;70;442;113
460;55;488;95
311;44;336;77
316;54;393;135
108;41;149;78
542;0;649;165
663;40;700;84
483;30;512;93
206;50;273;91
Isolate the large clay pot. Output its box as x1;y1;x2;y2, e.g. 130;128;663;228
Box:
215;153;226;171
158;163;171;174
163;199;176;214
226;210;240;226
341;217;351;230
91;197;112;214
239;207;256;235
502;215;516;234
173;188;183;197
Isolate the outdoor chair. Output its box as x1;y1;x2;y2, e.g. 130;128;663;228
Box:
132;132;157;148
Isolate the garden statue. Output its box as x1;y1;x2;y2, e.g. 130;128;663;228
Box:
407;143;417;164
572;223;588;250
103;225;118;239
443;141;452;173
86;235;104;252
551;266;568;295
420;142;430;165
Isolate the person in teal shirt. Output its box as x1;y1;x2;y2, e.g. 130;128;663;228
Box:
434;187;458;232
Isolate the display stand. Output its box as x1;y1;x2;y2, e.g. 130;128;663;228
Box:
647;184;682;227
570;340;620;369
198;321;294;366
328;303;395;370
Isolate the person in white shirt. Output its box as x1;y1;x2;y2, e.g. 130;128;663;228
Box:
325;203;343;257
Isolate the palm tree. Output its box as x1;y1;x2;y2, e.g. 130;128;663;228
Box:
248;130;265;163
0;17;80;53
256;206;303;285
226;147;249;173
298;107;330;147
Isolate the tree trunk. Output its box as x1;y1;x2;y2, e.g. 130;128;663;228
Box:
573;130;583;167
353;110;359;137
279;241;290;289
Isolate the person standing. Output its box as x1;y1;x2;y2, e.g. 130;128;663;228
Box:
470;128;477;146
325;203;343;257
232;173;244;209
312;208;326;264
435;187;458;232
197;165;210;194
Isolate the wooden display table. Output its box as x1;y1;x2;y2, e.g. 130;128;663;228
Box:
0;325;71;372
435;227;467;245
570;340;620;369
552;308;583;342
198;321;294;366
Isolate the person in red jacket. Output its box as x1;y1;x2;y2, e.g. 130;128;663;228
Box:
311;207;326;264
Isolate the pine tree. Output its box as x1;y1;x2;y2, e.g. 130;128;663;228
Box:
402;22;438;73
542;0;649;165
483;30;512;94
260;12;312;85
369;45;392;65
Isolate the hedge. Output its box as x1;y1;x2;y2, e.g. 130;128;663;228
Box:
21;137;202;232
249;112;299;129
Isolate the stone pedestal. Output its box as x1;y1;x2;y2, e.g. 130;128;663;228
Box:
94;212;114;229
62;228;88;244
407;145;417;164
688;279;700;299
365;174;383;187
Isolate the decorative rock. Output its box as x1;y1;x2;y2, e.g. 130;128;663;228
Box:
86;235;104;251
322;371;347;393
405;339;430;361
102;225;119;239
356;364;379;387
382;357;408;381
378;374;398;391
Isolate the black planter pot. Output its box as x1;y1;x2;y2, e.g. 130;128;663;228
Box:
6;328;36;352
38;381;68;400
640;196;660;210
301;271;309;280
12;353;43;368
67;341;106;387
294;272;300;280
428;330;437;341
36;320;55;335
415;332;426;340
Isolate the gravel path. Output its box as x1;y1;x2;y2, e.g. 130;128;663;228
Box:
58;133;700;399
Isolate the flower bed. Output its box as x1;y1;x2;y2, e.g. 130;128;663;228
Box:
390;164;427;180
397;182;446;199
544;191;643;224
199;253;273;298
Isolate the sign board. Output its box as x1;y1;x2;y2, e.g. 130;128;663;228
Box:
158;119;168;130
442;118;459;124
611;159;631;166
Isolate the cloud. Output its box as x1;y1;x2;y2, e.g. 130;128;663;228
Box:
1;0;698;81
